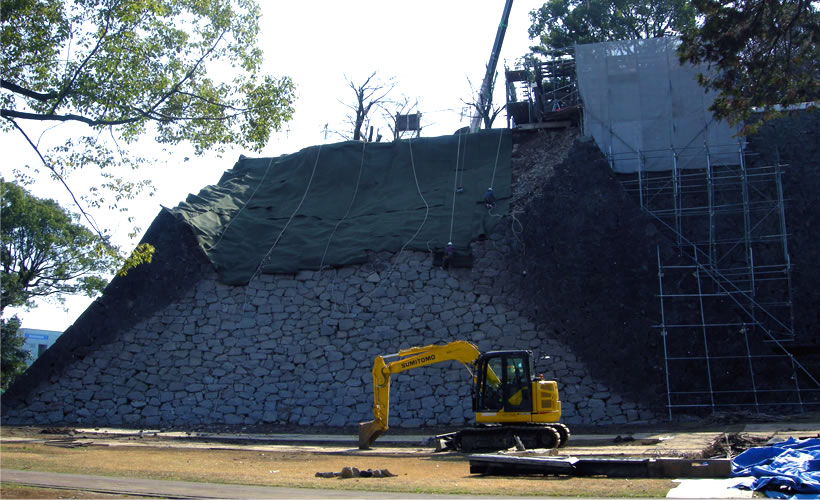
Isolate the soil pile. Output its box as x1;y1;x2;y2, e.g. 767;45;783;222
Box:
505;111;819;413
507;130;672;409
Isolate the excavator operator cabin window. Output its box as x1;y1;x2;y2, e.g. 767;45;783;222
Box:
504;355;531;410
482;358;504;410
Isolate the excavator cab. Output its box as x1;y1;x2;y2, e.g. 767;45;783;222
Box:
473;350;534;413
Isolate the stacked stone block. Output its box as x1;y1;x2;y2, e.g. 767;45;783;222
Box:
6;229;657;428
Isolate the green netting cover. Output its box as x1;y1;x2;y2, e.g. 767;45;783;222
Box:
172;129;511;285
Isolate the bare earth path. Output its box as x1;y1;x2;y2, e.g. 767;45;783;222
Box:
2;421;819;498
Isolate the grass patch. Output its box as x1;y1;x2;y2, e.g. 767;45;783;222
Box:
0;442;675;497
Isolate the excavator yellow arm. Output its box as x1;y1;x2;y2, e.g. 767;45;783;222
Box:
358;341;481;449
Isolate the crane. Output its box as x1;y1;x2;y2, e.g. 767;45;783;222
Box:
470;0;515;132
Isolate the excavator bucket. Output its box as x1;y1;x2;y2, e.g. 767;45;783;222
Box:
358;420;385;449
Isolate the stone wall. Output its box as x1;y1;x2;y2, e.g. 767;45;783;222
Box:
3;116;816;428
1;222;658;428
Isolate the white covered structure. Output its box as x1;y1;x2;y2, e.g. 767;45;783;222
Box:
575;37;740;173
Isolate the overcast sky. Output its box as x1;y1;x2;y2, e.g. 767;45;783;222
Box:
1;0;546;331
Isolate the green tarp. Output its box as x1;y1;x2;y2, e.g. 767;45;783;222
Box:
172;130;512;285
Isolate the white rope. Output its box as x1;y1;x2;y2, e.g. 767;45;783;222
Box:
212;156;276;250
508;209;525;247
449;131;462;243
486;205;525;250
321;141;367;315
239;144;323;312
359;136;430;300
400;135;430;254
318;140;366;271
489;129;504;190
457;131;467;188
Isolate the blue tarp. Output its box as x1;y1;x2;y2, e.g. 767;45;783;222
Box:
732;437;820;496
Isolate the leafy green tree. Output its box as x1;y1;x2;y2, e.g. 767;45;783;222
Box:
1;316;29;391
528;0;696;54
1;180;116;313
678;0;819;131
1;0;295;236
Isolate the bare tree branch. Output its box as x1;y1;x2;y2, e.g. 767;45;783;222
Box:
380;96;421;140
340;71;394;141
464;76;506;130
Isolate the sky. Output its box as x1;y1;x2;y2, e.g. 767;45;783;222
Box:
1;0;547;331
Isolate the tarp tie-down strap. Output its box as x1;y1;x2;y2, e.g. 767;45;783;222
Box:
172;130;512;285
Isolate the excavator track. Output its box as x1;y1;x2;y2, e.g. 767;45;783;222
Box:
549;423;571;448
450;424;565;452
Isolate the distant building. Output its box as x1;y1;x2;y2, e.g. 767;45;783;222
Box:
19;328;62;366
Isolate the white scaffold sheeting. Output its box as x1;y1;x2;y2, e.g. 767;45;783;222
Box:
575;37;740;173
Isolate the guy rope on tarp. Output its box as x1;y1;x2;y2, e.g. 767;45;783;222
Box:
489;127;504;190
457;130;467;190
354;134;433;309
485;130;524;248
240;144;323;312
321;140;367;315
449;130;462;243
373;134;430;286
319;140;367;272
172;130;512;285
400;135;430;252
212;155;277;251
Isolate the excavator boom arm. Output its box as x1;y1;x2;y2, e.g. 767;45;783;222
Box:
359;341;481;449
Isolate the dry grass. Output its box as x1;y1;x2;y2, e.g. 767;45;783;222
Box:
1;441;675;497
0;484;144;499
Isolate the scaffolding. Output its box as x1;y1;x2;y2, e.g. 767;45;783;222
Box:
505;48;580;129
617;144;820;418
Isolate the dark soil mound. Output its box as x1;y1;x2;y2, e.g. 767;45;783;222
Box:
507;110;819;414
509;134;674;408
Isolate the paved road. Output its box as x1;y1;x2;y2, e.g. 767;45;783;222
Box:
1;469;546;499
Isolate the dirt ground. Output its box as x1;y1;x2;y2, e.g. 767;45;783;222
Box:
0;484;142;499
3;422;819;498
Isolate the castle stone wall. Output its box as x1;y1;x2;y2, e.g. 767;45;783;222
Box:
2;226;658;428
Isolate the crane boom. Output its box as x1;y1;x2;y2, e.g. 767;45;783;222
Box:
470;0;514;132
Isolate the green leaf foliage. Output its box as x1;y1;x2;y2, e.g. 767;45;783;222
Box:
529;0;696;54
678;0;819;132
1;0;295;151
0;0;295;226
0;180;117;312
117;242;155;277
1;316;30;391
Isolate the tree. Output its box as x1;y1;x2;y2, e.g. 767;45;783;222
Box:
1;180;117;313
528;0;696;54
339;72;394;142
463;76;505;130
1;0;295;237
1;317;29;391
678;0;819;131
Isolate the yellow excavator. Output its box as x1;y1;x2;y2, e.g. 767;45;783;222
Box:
358;340;569;451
